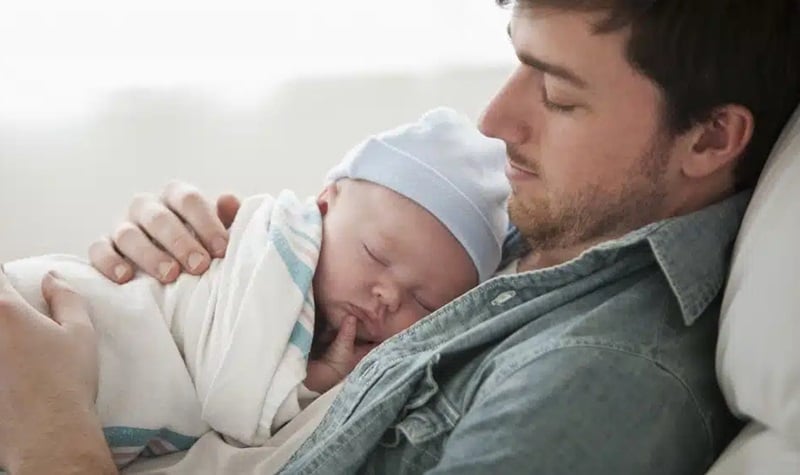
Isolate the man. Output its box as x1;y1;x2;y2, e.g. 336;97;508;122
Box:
1;1;798;473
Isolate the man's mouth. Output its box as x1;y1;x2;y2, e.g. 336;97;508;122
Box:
506;147;539;176
506;159;539;181
508;159;537;174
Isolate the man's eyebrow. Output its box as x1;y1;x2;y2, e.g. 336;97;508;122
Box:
506;23;589;89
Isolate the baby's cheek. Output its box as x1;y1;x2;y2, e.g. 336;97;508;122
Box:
387;309;428;338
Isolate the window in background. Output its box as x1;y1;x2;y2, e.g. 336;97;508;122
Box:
0;0;513;120
0;0;515;262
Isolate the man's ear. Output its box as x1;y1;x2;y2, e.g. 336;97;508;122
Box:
682;104;754;179
317;182;340;216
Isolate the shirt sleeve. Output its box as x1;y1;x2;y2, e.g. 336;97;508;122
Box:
426;346;714;475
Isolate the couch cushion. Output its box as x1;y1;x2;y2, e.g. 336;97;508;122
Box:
717;105;800;449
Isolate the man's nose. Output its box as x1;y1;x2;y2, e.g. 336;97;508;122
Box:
478;65;533;146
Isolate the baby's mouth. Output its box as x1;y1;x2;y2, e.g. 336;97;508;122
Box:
345;303;374;322
343;303;379;342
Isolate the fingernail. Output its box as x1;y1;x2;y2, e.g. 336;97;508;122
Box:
187;252;206;272
114;264;129;281
158;261;176;281
212;237;227;257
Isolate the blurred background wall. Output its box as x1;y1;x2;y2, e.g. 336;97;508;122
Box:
0;0;514;261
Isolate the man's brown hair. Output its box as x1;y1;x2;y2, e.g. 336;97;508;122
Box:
498;0;800;189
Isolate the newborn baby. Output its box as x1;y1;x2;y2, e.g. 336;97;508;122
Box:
2;108;509;467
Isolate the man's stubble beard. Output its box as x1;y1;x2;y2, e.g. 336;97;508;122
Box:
508;134;672;252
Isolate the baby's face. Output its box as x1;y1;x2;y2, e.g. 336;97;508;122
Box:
313;179;477;344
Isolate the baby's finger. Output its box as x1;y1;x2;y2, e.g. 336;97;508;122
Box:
330;316;358;355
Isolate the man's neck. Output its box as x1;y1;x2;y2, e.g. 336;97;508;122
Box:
518;245;584;272
517;234;615;272
515;187;739;273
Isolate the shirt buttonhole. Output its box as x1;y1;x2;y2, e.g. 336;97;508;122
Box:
490;290;517;306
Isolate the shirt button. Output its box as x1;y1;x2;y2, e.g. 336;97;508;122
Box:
491;290;517;306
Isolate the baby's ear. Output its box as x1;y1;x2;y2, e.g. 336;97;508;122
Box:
316;182;339;216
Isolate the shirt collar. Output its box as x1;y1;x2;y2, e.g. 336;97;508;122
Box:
501;191;752;326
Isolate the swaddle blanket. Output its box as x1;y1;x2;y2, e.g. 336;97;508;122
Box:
3;190;322;467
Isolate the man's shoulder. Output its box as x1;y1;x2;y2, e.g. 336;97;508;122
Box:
441;342;721;474
487;267;721;385
461;272;734;456
487;268;682;362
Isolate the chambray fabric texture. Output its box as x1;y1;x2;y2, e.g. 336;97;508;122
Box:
279;191;750;475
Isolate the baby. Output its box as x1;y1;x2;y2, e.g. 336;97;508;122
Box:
2;108;509;467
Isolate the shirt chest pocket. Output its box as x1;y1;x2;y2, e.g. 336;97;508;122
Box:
380;356;461;448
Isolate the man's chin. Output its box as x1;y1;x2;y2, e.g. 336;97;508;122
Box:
508;194;548;234
507;194;578;251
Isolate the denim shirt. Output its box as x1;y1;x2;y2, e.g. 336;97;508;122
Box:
281;192;750;475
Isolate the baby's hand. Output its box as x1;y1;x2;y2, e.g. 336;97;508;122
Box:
304;316;377;393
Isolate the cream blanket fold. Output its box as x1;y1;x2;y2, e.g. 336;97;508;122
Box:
3;190;322;467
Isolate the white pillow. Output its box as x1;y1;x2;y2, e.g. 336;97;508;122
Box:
707;423;800;475
717;104;800;450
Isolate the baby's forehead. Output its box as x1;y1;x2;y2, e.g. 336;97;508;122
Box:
344;179;430;215
337;178;472;265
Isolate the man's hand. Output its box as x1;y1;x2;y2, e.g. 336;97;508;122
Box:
89;181;241;284
305;317;377;394
0;268;115;474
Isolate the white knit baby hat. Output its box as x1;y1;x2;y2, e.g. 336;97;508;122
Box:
326;107;510;282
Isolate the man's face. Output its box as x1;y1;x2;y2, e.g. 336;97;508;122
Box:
480;6;680;253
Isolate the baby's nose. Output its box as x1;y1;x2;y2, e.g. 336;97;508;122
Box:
373;285;401;315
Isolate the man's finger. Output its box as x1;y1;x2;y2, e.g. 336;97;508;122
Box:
0;265;13;292
162;181;230;259
216;193;241;232
41;272;94;333
0;265;37;314
129;199;209;277
112;222;181;283
88;237;134;283
0;266;30;320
